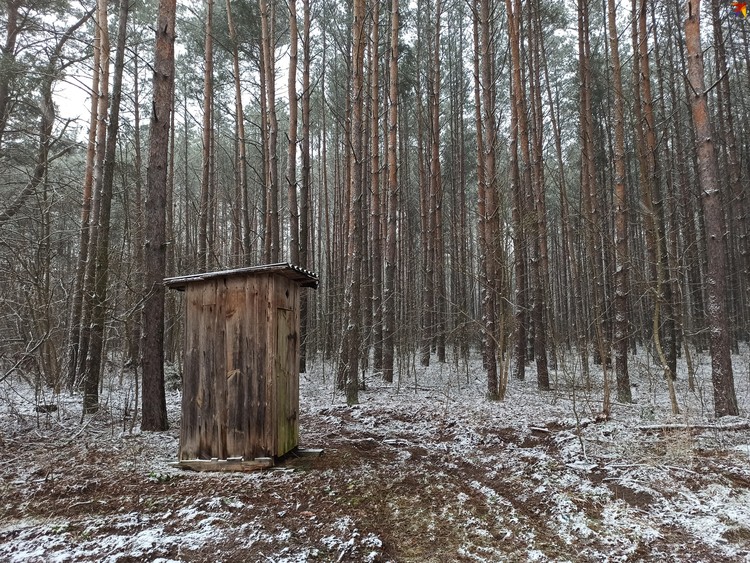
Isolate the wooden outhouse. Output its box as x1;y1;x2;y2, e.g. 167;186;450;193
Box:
164;263;318;467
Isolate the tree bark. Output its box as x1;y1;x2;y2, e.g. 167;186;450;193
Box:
66;9;101;389
77;0;110;394
578;0;605;374
382;0;399;383
141;0;176;432
226;0;249;265
416;51;432;368
528;0;549;390
710;0;748;342
126;41;145;368
84;0;131;413
507;0;527;384
260;0;280;262
338;0;367;405
430;0;446;364
198;0;213;272
287;0;300;265
607;0;632;403
684;0;738;417
299;0;312;371
479;0;499;396
636;0;676;381
370;0;383;372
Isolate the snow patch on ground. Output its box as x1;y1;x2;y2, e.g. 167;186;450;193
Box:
2;346;750;561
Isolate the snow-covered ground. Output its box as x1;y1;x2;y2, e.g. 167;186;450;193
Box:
1;346;750;562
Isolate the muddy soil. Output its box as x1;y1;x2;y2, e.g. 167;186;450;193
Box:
2;357;750;562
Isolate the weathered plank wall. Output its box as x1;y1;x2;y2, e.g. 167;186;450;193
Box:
272;276;299;456
179;273;300;460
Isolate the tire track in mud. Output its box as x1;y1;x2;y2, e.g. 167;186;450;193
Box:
314;407;743;562
3;400;750;561
315;413;591;561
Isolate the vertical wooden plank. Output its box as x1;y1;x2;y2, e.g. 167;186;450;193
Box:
180;285;202;459
213;278;228;458
246;273;267;458
191;283;206;458
197;281;216;458
274;274;286;456
225;276;246;456
245;275;255;458
276;307;287;456
271;277;299;457
276;306;298;455
291;283;300;449
265;274;276;456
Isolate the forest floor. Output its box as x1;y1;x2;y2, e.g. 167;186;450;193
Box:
2;348;750;562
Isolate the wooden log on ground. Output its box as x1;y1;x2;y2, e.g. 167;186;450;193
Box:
639;421;750;434
170;457;274;472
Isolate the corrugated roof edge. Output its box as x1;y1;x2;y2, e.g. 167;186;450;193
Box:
163;262;319;290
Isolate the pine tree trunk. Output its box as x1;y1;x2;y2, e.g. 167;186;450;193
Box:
370;0;383;372
507;0;527;383
382;0;399;383
164;63;177;363
198;0;213;272
430;0;446;363
480;0;499;396
528;0;549;390
540;25;570;356
472;0;488;374
127;44;144;367
299;0;312;371
66;14;101;390
226;0;249;265
287;0;299;265
684;0;738;418
260;0;280;262
578;0;606;373
650;4;682;372
338;0;367;405
635;0;675;381
141;0;176;432
84;0;130;413
258;38;270;262
79;0;110;408
416;69;432;368
608;0;632;403
710;0;748;342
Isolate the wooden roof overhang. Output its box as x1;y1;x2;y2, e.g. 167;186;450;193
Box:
164;262;319;291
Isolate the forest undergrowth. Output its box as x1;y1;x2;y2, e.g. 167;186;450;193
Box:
2;346;750;562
